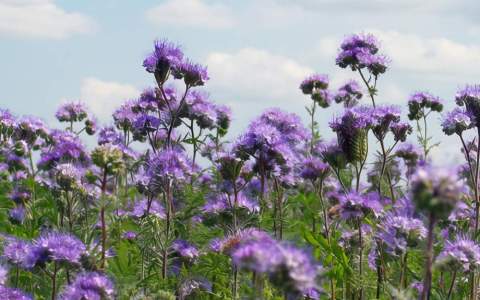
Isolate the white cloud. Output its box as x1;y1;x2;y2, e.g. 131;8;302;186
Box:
370;30;480;76
0;0;96;39
146;0;234;29
206;47;313;102
80;78;139;121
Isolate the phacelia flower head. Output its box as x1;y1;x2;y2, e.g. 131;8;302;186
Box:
98;126;123;145
375;212;426;257
0;109;16;134
14;115;48;145
185;90;218;129
300;157;329;181
258;108;310;145
0;286;32;300
174;59;209;87
411;166;464;220
171;240;199;261
202;192;260;215
371;105;401;140
113;100;137;131
59;272;115;300
408;91;443;120
229;231;321;296
317;140;347;169
0;263;7;285
436;235;480;272
129;198;166;219
300;74;331;108
3;237;34;268
146;148;193;187
455;85;480;122
55;102;89;123
32;232;86;266
390;122;412;142
9;205;26;224
338;192;383;221
270;244;321;296
442;107;474;136
54;163;82;191
336;33;389;76
334;80;363;108
143;39;184;84
38;129;90;170
300;74;329;95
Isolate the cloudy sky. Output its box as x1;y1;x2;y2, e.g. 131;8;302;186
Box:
1;0;480;163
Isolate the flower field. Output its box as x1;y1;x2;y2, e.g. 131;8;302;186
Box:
0;33;479;300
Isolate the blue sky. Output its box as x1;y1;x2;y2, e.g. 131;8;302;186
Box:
1;0;480;163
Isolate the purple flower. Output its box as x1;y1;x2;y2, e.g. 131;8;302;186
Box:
2;237;34;269
215;105;232;135
0;286;32;300
390;122;412;142
13;115;48;145
56;102;88;123
272;244;320;295
54;163;83;191
300;74;329;94
338;192;383;221
143;39;184;84
336;33;389;76
0;263;7;285
375;212;426;258
228;229;321;295
436;235;480;272
334;80;363;107
0;109;16;131
441;108;474;136
32;232;86;266
411;166;464;219
38;129;90;169
202;192;260;214
9;187;30;204
408;91;443;120
59;272;115;300
174;60;209;87
129;198;166;219
9;205;26;224
185;90;218;129
455;85;480;121
395;143;422;168
370;105;401;139
178;278;212;299
122;231;137;240
300;157;329;181
259;108;310;144
98;126;123;145
171;240;199;261
146;149;193;186
113;100;137;131
232;238;283;273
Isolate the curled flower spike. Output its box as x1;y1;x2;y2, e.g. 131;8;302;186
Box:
143;39;184;84
407;91;443;120
336;33;389;76
334;80;363;108
441;108;474;136
436;235;480;272
411;165;464;220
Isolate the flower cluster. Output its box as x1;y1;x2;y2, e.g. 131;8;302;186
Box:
336;33;389;76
